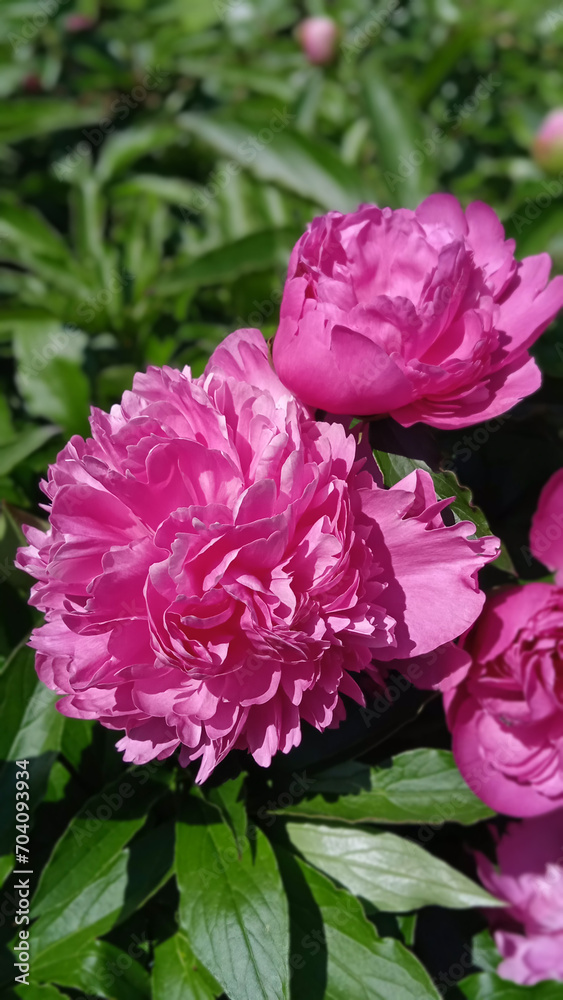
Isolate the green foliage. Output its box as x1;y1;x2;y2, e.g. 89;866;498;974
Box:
460;974;563;999
285;822;501;911
272;749;495;825
277;848;442;999
176;795;290;1000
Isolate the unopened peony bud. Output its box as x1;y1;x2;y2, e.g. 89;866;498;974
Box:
65;15;96;33
22;74;41;93
296;16;338;65
533;109;563;174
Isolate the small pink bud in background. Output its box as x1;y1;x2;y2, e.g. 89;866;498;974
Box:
533;109;563;174
22;74;42;93
296;16;339;65
65;14;96;33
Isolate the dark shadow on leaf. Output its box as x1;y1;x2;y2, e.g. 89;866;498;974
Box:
274;846;328;1000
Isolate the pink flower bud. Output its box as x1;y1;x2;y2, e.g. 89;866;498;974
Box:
296;16;338;65
22;74;42;93
533;109;563;174
65;14;96;33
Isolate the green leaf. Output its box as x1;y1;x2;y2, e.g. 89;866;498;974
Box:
275;750;494;826
277;848;441;1000
33;939;150;1000
0;395;15;445
152;931;221;1000
95;124;181;185
176;795;290;1000
0;644;63;760
69;175;106;265
113;173;204;206
150;0;220;33
286;823;502;912
31;773;169;918
156;227;301;295
32;822;174;973
0;424;59;477
12;319;90;436
178;111;367;211
397;913;417;947
0;852;14;886
472;929;502;974
0;201;72;265
60;718;95;773
431;470;497;539
11;986;66;1000
206;774;247;847
459;972;563;999
360;57;435;209
0;99;107;145
0;644;64;853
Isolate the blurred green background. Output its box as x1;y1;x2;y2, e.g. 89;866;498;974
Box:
1;0;563;656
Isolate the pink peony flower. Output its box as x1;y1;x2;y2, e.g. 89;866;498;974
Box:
533;110;563;175
530;468;563;581
477;813;563;985
16;329;497;781
438;470;563;816
272;196;563;428
296;16;339;65
439;472;563;817
444;582;563;817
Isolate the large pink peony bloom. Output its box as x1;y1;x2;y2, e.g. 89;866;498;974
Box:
477;813;563;985
272;195;563;428
442;469;563;816
17;329;497;781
